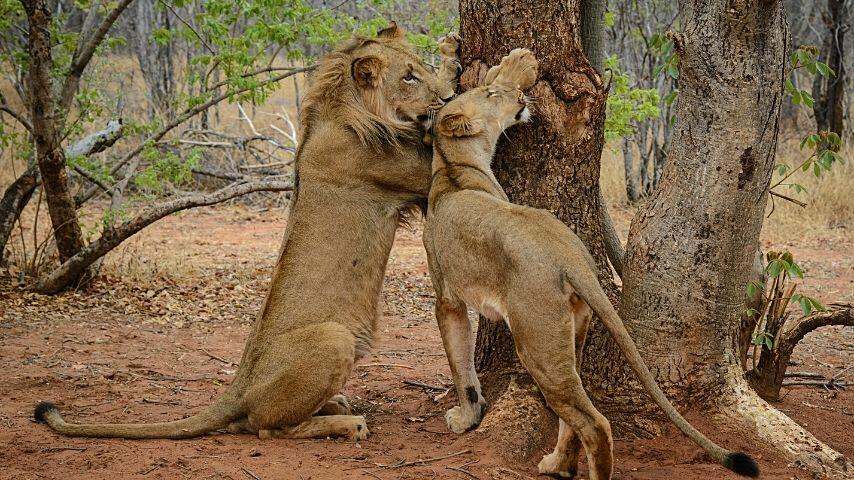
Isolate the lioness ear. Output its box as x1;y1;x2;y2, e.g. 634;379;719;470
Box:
352;55;385;89
483;65;500;86
377;21;404;39
438;112;484;137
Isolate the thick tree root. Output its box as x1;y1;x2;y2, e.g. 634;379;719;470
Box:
720;359;852;478
476;376;555;461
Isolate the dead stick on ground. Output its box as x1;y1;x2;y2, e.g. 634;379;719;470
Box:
40;446;87;452
376;449;472;469
357;363;414;370
446;465;480;480
200;348;236;366
242;467;262;480
403;379;447;390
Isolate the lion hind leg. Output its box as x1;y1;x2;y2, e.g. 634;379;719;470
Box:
259;415;368;441
244;322;357;434
315;394;352;416
538;298;594;478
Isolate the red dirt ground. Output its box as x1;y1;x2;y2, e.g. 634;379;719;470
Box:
0;207;851;480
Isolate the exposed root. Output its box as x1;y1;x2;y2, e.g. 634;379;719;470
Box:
719;354;852;478
476;376;555;461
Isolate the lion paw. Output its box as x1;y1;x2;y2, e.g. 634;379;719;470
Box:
330;394;353;415
350;416;370;441
538;452;574;478
438;32;461;58
445;406;480;434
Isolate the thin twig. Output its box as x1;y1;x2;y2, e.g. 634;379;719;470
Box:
375;449;472;469
158;0;216;55
357;363;414;370
403;379;447;390
241;467;262;480
770;190;808;208
199;348;236;366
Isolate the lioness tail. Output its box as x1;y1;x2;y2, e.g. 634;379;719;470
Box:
564;270;759;478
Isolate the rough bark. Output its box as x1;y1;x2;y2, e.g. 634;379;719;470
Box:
460;0;610;458
748;307;854;401
811;0;848;136
35;180;292;294
581;0;850;474
22;0;86;265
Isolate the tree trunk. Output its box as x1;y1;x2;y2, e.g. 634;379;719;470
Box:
460;0;611;458
812;0;848;136
131;0;175;119
22;0;86;265
0;165;39;264
748;307;854;401
580;0;850;474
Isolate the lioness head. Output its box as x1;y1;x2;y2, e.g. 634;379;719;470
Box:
436;48;538;139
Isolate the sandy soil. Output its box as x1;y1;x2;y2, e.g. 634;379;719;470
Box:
0;207;851;480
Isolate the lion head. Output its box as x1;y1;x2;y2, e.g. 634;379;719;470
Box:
301;23;456;149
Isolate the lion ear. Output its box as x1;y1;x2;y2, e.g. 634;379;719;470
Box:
377;21;405;39
352;55;385;88
438;112;484;137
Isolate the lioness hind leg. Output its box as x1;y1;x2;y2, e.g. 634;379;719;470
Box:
510;303;612;480
259;415;368;441
435;296;488;433
539;299;593;478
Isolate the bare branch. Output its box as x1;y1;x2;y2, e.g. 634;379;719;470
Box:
0;103;33;133
75;66;313;206
59;0;135;112
37;180;293;293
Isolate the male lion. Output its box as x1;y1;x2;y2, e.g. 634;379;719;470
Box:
423;49;759;479
34;23;461;441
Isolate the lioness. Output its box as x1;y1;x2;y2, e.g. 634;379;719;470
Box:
423;49;759;479
35;24;460;441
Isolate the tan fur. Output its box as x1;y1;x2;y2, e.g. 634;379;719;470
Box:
424;49;754;479
35;25;461;442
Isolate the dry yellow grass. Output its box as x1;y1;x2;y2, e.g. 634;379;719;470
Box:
599;138;853;245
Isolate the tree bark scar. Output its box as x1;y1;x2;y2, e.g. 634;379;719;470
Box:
737;146;755;189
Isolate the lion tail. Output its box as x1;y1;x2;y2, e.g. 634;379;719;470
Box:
34;392;243;439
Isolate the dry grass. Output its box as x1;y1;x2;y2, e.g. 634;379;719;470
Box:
599;137;854;245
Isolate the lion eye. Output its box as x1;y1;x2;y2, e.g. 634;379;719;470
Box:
487;90;498;98
403;72;418;84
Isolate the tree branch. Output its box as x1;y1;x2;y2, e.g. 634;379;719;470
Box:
59;0;135;113
779;306;854;348
598;192;625;278
0;103;33;133
74;66;313;206
36;180;293;294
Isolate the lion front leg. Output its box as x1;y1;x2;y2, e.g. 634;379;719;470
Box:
435;296;488;433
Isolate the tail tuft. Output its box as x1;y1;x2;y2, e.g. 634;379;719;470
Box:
723;451;759;478
34;401;59;423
